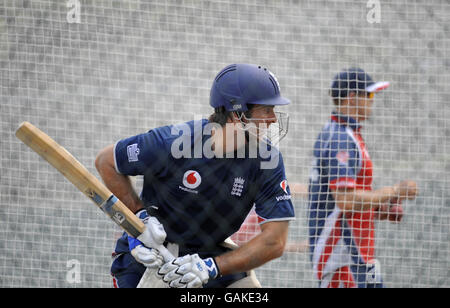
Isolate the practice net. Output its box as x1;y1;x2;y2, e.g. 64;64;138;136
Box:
1;0;448;287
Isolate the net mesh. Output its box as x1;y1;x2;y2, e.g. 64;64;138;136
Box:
1;0;448;287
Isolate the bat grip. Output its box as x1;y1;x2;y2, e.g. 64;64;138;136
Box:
156;244;176;262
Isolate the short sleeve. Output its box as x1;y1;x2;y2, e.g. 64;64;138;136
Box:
327;137;360;190
114;128;170;177
253;152;295;224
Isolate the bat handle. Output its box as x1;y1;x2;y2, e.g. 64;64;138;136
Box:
156;244;176;262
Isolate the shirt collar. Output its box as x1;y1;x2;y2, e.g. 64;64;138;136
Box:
331;111;362;131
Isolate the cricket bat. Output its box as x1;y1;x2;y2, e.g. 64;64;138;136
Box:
15;121;174;262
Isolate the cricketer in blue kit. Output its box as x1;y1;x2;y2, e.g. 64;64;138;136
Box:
95;64;295;288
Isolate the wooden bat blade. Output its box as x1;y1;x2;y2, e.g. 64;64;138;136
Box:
15;121;145;238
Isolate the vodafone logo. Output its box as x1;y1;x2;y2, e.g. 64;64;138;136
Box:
276;179;291;202
182;170;201;189
280;180;288;194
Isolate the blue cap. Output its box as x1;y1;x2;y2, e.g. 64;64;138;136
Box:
330;68;389;98
210;64;291;112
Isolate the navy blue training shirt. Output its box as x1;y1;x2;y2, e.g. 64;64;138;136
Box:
113;119;295;258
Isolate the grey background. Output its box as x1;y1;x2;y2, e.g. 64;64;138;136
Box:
1;0;448;287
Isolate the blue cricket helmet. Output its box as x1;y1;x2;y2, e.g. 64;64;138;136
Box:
210;64;291;112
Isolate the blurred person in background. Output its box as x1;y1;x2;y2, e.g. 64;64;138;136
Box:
307;68;418;288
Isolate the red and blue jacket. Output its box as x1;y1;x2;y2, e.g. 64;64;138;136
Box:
307;112;383;288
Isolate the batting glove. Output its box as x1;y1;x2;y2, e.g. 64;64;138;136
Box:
157;254;219;288
128;209;165;268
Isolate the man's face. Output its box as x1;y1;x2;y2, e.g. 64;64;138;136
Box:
227;104;288;148
341;91;374;122
355;92;375;121
248;105;277;126
245;105;278;141
222;106;277;151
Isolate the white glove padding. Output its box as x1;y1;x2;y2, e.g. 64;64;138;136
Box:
137;216;167;249
128;210;167;267
157;254;218;288
130;245;164;268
